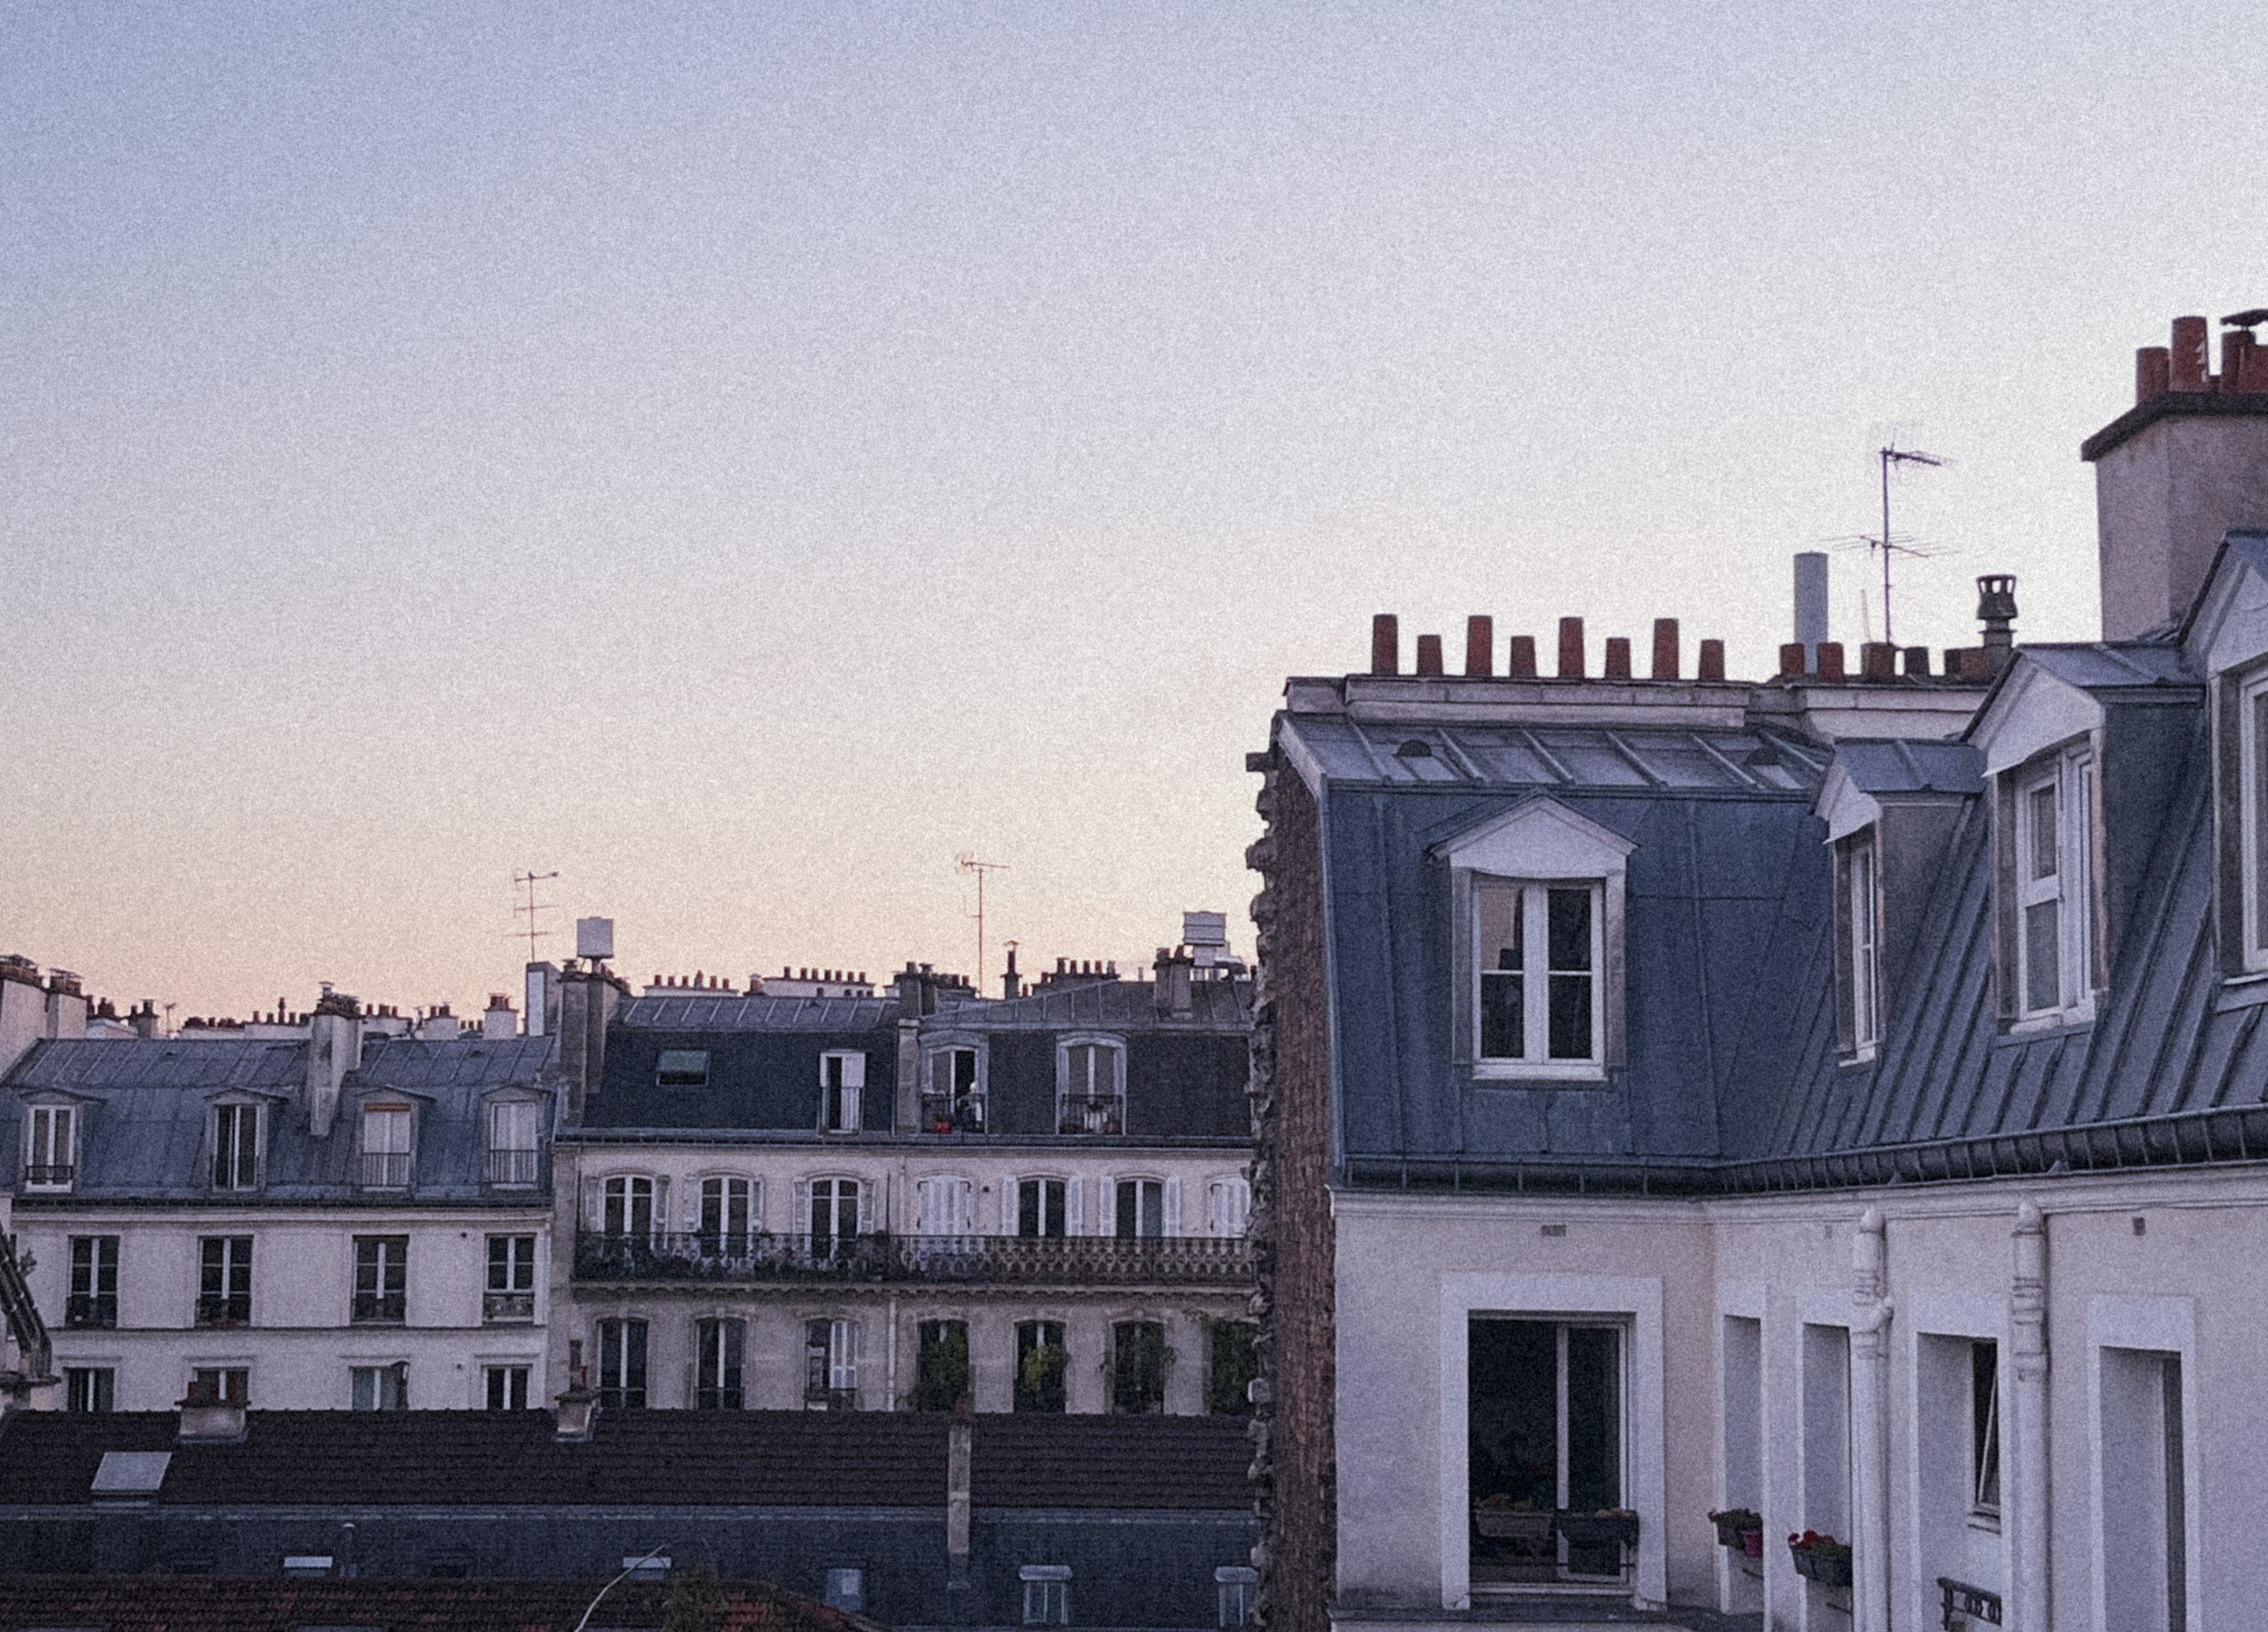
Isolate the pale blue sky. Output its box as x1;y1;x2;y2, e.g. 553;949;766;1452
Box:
4;2;2262;1017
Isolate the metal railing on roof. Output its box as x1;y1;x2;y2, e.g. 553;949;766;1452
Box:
572;1230;1254;1287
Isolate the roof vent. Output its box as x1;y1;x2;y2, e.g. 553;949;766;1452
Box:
92;1451;172;1502
1395;739;1433;759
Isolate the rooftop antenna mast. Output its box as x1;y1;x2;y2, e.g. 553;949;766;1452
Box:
1875;443;1949;647
512;871;561;963
957;854;1007;994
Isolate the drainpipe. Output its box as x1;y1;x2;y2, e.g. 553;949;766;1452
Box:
1850;1208;1893;1632
2009;1202;2050;1632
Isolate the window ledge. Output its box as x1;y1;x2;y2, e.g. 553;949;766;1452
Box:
1470;1062;1609;1085
1965;1511;2003;1537
2218;969;2268;1010
1999;1010;2094;1044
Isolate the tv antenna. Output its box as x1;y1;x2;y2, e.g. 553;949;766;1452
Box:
511;870;561;963
957;853;1008;992
1866;443;1950;647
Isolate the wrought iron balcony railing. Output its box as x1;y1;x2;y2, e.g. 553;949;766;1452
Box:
488;1147;540;1186
573;1230;1254;1287
65;1293;116;1329
360;1152;413;1189
483;1290;536;1324
351;1291;406;1324
917;1093;986;1134
195;1293;250;1327
22;1163;75;1189
1056;1096;1126;1135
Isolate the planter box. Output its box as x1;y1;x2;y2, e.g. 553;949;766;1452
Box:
1791;1546;1852;1589
1740;1529;1764;1559
1713;1514;1761;1548
1472;1510;1553;1548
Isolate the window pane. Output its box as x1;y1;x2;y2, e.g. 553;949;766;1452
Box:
656;1049;709;1086
1548;973;1594;1060
2254;693;2268;949
2028;781;2057;879
1972;1340;2001;1511
1478;886;1524;1059
1546;888;1592;973
2024;900;2061;1011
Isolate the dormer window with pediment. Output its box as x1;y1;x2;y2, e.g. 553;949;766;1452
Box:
209;1100;263;1193
359;1102;413;1190
1835;827;1884;1055
21;1100;78;1191
1435;797;1633;1082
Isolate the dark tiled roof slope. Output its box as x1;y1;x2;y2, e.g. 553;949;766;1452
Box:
2;1036;555;1203
0;1410;1254;1512
0;1574;866;1632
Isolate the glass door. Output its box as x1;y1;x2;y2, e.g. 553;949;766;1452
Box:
1469;1318;1626;1585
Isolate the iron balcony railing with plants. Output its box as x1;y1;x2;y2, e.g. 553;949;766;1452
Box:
572;1231;1255;1287
483;1290;536;1324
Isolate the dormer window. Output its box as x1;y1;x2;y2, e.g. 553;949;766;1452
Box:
1435;797;1632;1082
1057;1039;1126;1133
2236;669;2268;969
211;1104;260;1191
2006;745;2096;1022
359;1104;413;1190
22;1104;76;1191
922;1044;986;1133
487;1100;541;1187
820;1051;865;1133
1834;829;1884;1055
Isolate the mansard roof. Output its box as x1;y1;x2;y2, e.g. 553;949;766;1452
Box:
934;977;1250;1033
1;1036;556;1204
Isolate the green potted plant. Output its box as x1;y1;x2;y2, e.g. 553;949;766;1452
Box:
1472;1494;1554;1551
1556;1507;1640;1550
1709;1508;1762;1549
1787;1530;1853;1589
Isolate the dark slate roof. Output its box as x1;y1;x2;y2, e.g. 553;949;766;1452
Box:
617;994;898;1031
934;979;1250;1033
1827;739;1983;797
1286;719;1829;1167
2;1036;556;1204
0;1574;863;1632
0;1410;1254;1512
1285;718;1825;793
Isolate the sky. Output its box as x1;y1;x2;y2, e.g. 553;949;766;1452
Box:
4;2;2265;1022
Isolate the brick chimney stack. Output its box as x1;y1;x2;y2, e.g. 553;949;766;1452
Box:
2086;312;2268;638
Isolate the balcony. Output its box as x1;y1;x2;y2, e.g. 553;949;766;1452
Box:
483;1290;536;1324
917;1093;986;1135
573;1231;1255;1287
22;1163;75;1190
360;1151;413;1189
195;1294;250;1327
1056;1096;1126;1135
351;1291;406;1324
65;1293;117;1329
488;1147;540;1186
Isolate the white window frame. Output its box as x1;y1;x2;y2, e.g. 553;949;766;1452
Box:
695;1316;745;1409
2240;669;2268;970
600;1174;659;1238
802;1175;867;1244
1056;1035;1127;1133
358;1103;413;1190
485;1363;530;1410
1020;1565;1071;1626
1216;1566;1259;1628
1011;1174;1074;1237
696;1175;760;1253
1113;1175;1168;1240
22;1102;77;1191
1434;797;1632;1084
2010;745;2095;1025
485;1097;543;1187
209;1100;263;1192
1839;828;1884;1055
921;1038;988;1132
1472;879;1607;1071
820;1051;865;1133
806;1316;858;1406
596;1316;648;1406
349;1361;408;1411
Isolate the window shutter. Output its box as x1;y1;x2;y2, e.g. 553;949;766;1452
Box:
1001;1175;1019;1233
857;1183;875;1235
794;1178;812;1238
685;1180;701;1232
954;1178;973;1235
842;1052;866;1089
1164;1177;1182;1237
1099;1175;1116;1237
652;1177;669;1235
749;1178;764;1234
1066;1176;1084;1234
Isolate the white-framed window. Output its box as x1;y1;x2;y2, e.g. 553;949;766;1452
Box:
2238;669;2268;970
22;1103;76;1190
1835;828;1884;1055
915;1173;974;1238
696;1316;745;1409
656;1048;711;1088
1020;1564;1071;1626
1057;1036;1127;1133
1437;798;1631;1082
484;1234;536;1323
65;1365;114;1413
1971;1339;2001;1515
1216;1567;1259;1628
1476;880;1604;1066
803;1176;865;1248
67;1234;119;1329
697;1175;758;1254
597;1316;647;1407
922;1042;986;1132
805;1316;858;1408
359;1104;413;1189
486;1098;542;1186
1115;1176;1167;1240
350;1361;407;1411
210;1101;260;1190
1207;1177;1250;1238
2010;745;2095;1021
824;1568;865;1613
601;1175;657;1238
820;1051;865;1133
190;1365;248;1403
1017;1176;1070;1238
196;1235;252;1326
485;1364;530;1410
352;1235;409;1324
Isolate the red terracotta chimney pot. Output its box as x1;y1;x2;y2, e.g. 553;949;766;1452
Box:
1465;615;1494;677
1415;633;1444;676
1817;641;1847;682
1371;614;1399;675
2135;346;2170;404
1557;617;1586;679
1778;642;1807;677
1507;635;1538;678
1698;640;1725;682
1651;618;1680;679
2170;316;2210;392
1603;637;1632;678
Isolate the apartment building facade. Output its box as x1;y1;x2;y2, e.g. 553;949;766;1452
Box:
2;988;559;1414
551;939;1257;1420
1248;315;2268;1632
